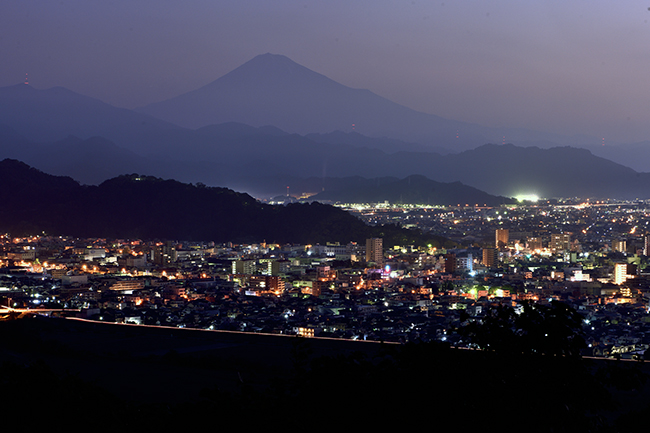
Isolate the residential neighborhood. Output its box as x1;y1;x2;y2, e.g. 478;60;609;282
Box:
4;199;650;359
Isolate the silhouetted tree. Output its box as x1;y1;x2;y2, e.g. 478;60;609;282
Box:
516;300;586;357
459;300;585;357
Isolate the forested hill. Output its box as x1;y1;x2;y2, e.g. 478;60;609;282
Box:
0;159;453;247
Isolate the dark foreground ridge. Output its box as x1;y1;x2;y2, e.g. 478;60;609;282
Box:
3;315;650;432
0;159;452;247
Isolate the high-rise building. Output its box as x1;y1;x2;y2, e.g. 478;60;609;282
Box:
232;259;257;275
483;248;498;268
612;239;626;253
614;263;627;285
495;229;509;249
456;253;473;272
443;253;457;274
644;235;650;256
153;241;176;266
366;238;383;267
550;233;571;252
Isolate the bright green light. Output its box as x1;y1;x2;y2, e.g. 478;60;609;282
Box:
516;194;539;202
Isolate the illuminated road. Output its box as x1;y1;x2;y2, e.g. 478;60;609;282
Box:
0;306;81;315
66;316;400;345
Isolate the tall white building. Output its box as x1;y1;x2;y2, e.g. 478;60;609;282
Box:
614;263;627;285
456;253;473;272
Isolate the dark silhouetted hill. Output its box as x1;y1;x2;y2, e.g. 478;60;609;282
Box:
310;175;516;206
435;143;650;199
0;159;453;247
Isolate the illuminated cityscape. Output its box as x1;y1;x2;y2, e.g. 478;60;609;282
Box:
3;199;650;359
6;2;650;429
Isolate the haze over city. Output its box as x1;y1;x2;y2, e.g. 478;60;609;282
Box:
3;0;650;143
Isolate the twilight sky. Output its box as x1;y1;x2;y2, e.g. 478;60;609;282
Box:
2;0;650;142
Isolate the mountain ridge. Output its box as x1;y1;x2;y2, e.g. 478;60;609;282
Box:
1;113;649;200
138;54;494;148
0;159;453;247
137;53;603;151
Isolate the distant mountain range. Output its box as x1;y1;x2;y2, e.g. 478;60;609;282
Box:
137;53;600;151
0;83;183;156
0;159;456;247
1;114;650;199
1;53;650;200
